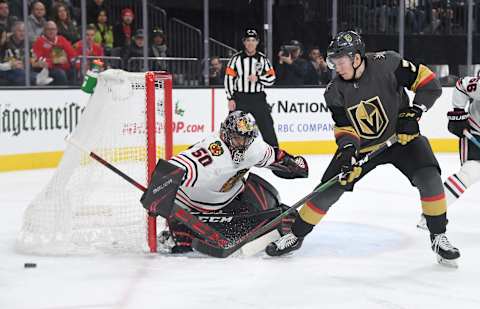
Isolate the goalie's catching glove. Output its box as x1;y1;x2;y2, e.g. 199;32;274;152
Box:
396;105;423;145
270;148;309;179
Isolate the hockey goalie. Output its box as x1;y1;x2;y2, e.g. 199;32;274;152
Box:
140;111;308;254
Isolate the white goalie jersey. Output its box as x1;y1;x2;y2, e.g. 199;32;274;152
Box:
453;76;480;132
169;135;276;212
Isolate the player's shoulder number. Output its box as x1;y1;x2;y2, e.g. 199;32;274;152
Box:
465;77;479;93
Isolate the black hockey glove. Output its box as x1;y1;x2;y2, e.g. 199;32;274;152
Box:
447;108;469;138
270;148;309;179
336;144;362;186
396;105;423;145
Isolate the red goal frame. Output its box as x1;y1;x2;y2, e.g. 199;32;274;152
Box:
146;71;173;252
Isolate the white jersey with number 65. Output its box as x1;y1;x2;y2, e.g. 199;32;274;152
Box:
453;76;480;132
168;134;275;212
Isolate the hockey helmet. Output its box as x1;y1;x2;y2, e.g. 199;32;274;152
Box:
326;31;365;70
220;111;259;163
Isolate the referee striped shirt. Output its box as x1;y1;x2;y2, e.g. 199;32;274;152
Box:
224;51;276;100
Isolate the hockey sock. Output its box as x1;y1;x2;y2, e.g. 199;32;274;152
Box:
291;213;315;238
444;160;480;206
412;167;448;234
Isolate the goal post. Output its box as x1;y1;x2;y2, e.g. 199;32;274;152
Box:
17;70;173;255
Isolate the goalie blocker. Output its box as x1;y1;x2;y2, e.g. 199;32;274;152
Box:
140;159;185;218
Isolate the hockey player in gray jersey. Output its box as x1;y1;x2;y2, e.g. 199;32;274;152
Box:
266;31;460;266
417;74;480;229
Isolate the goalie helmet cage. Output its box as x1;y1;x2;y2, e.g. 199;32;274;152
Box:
16;70;173;255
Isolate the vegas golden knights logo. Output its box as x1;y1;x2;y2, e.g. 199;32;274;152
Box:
347;96;389;139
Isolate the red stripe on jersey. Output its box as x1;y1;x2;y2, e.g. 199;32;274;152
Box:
415;72;436;90
305;201;326;215
421;192;446;202
448;176;465;193
176;191;215;213
175;155;196;187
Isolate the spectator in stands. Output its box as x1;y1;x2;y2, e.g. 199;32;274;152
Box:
304;47;331;86
122;29;146;72
275;40;306;86
74;24;104;69
2;21;52;85
113;8;135;48
374;0;399;33
32;21;77;85
209;56;224;86
0;0;17;33
0;24;24;85
51;0;79;22
27;1;47;43
93;9;113;55
52;3;79;44
150;27;167;70
406;0;426;34
87;0;107;24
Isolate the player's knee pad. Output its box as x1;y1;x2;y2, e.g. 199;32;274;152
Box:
457;160;480;187
412;166;444;197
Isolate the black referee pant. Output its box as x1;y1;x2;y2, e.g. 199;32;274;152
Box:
233;92;279;147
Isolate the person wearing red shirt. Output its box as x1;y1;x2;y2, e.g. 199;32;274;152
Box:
74;24;104;72
32;21;77;85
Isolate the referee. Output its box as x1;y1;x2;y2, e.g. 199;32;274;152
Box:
224;29;278;147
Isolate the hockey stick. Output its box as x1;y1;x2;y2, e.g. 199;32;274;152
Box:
464;130;480;150
192;135;399;258
66;137;231;248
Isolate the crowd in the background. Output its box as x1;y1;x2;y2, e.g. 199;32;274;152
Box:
0;0;478;87
346;0;477;35
0;0;168;86
275;40;332;86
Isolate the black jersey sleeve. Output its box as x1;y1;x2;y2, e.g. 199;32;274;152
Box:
391;52;442;111
324;81;361;149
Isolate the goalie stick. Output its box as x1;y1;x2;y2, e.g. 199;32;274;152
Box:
192;135;399;258
66;137;231;249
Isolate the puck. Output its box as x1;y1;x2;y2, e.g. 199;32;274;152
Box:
24;263;37;268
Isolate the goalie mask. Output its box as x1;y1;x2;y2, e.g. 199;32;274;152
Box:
220;111;259;165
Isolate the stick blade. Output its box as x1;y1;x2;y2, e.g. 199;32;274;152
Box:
192;238;235;258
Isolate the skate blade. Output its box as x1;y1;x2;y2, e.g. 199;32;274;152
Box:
436;255;458;268
416;223;428;230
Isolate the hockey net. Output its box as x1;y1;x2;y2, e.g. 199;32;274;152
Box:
17;70;173;255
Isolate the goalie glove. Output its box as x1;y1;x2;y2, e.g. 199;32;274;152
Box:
269;148;309;179
447;108;469;138
140;159;185;218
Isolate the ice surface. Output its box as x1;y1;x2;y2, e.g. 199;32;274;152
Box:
1;154;479;309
